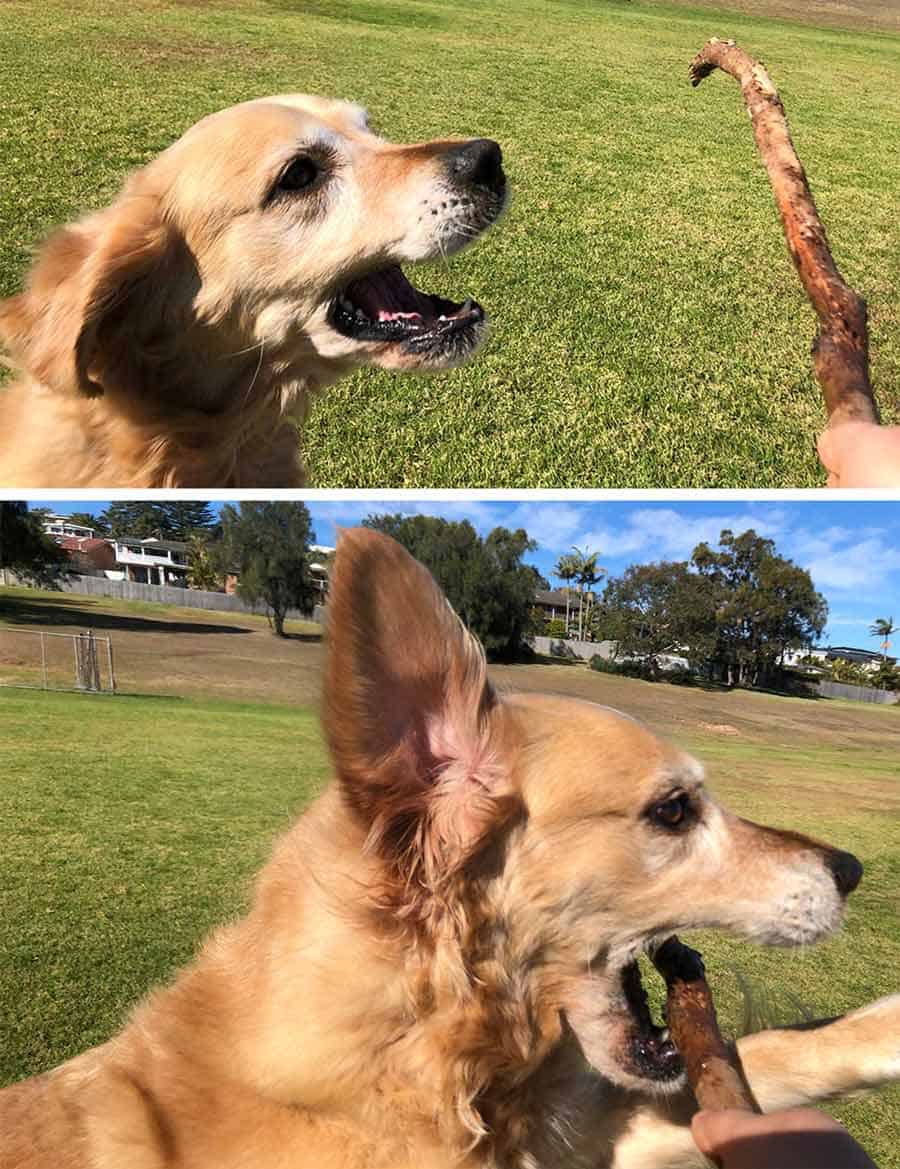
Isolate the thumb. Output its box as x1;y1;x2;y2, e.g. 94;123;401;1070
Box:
691;1110;748;1158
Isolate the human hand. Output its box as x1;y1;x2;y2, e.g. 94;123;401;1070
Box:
691;1107;878;1169
817;422;900;487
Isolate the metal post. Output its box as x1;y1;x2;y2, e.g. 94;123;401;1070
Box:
106;638;117;693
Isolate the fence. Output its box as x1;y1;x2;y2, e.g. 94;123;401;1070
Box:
2;573;313;619
817;680;898;705
0;627;116;693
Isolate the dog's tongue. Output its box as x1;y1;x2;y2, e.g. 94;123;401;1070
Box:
345;264;435;323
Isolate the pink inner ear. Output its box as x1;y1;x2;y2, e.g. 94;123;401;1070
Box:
425;712;507;862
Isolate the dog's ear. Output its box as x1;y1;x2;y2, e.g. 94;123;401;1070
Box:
0;194;184;398
324;528;516;887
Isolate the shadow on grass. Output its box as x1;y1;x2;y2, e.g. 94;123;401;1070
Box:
278;632;323;643
0;685;184;701
0;595;252;637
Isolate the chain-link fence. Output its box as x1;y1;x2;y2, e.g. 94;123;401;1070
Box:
0;627;116;693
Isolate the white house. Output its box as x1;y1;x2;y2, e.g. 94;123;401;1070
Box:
42;513;97;540
105;538;190;587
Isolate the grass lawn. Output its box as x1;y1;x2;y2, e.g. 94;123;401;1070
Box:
2;674;898;1159
1;0;898;486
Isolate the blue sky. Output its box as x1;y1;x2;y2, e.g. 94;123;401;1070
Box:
36;499;899;652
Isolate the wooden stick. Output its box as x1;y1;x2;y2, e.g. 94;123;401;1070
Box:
689;38;878;427
651;936;760;1113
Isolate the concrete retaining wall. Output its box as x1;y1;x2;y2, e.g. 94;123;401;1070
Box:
532;636;617;661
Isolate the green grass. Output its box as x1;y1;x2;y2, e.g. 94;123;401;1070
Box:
1;685;898;1161
0;688;331;1078
1;0;898;485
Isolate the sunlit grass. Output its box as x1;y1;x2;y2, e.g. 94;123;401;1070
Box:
1;0;898;485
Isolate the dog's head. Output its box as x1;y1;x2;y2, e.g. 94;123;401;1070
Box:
324;529;863;1108
0;97;506;410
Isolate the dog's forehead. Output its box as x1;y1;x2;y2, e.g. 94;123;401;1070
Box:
505;693;702;813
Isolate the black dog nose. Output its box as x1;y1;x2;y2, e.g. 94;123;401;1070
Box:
825;849;863;896
445;138;504;191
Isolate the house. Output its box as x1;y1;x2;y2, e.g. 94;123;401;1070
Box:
783;646;895;672
309;544;335;595
42;513;97;540
105;538;190;587
57;536;116;577
533;588;582;625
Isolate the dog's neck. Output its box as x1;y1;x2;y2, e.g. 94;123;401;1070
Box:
205;790;631;1168
6;355;345;487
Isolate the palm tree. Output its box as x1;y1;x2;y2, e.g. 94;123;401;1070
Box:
570;547;607;641
554;553;579;636
869;616;896;663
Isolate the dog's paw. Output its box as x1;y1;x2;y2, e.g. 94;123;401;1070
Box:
842;994;900;1086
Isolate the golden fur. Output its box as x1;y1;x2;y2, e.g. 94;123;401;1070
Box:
0;99;505;487
2;529;898;1169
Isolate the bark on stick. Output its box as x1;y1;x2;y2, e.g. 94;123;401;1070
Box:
689;38;878;426
651;936;760;1113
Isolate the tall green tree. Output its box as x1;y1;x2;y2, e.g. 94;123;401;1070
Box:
570;547;605;641
601;561;717;677
0;502;70;586
66;511;110;535
554;552;580;635
216;503;316;636
692;529;827;687
363;515;547;660
99;502;168;539
186;534;221;591
869;616;896;663
161;502;216;540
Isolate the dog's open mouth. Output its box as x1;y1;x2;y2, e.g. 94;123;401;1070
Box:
620;960;683;1082
327;264;485;349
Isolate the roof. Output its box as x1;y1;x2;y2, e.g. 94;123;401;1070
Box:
534;588;582;608
59;536;109;553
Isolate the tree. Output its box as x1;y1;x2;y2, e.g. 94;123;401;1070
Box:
569;547;606;641
554;553;580;635
601;561;718;677
67;511;110;535
692;530;827;687
94;501;215;541
362;515;547;660
871;660;900;692
99;502;168;539
0;502;71;586
161;502;216;540
869;617;896;664
216;503;317;636
186;534;221;592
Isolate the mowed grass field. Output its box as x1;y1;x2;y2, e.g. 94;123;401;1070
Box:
1;589;899;1159
0;0;898;486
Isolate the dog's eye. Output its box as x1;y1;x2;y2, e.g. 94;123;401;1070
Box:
276;156;320;192
650;794;691;830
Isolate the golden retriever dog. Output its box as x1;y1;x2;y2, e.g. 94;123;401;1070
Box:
2;529;898;1169
0;100;506;487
